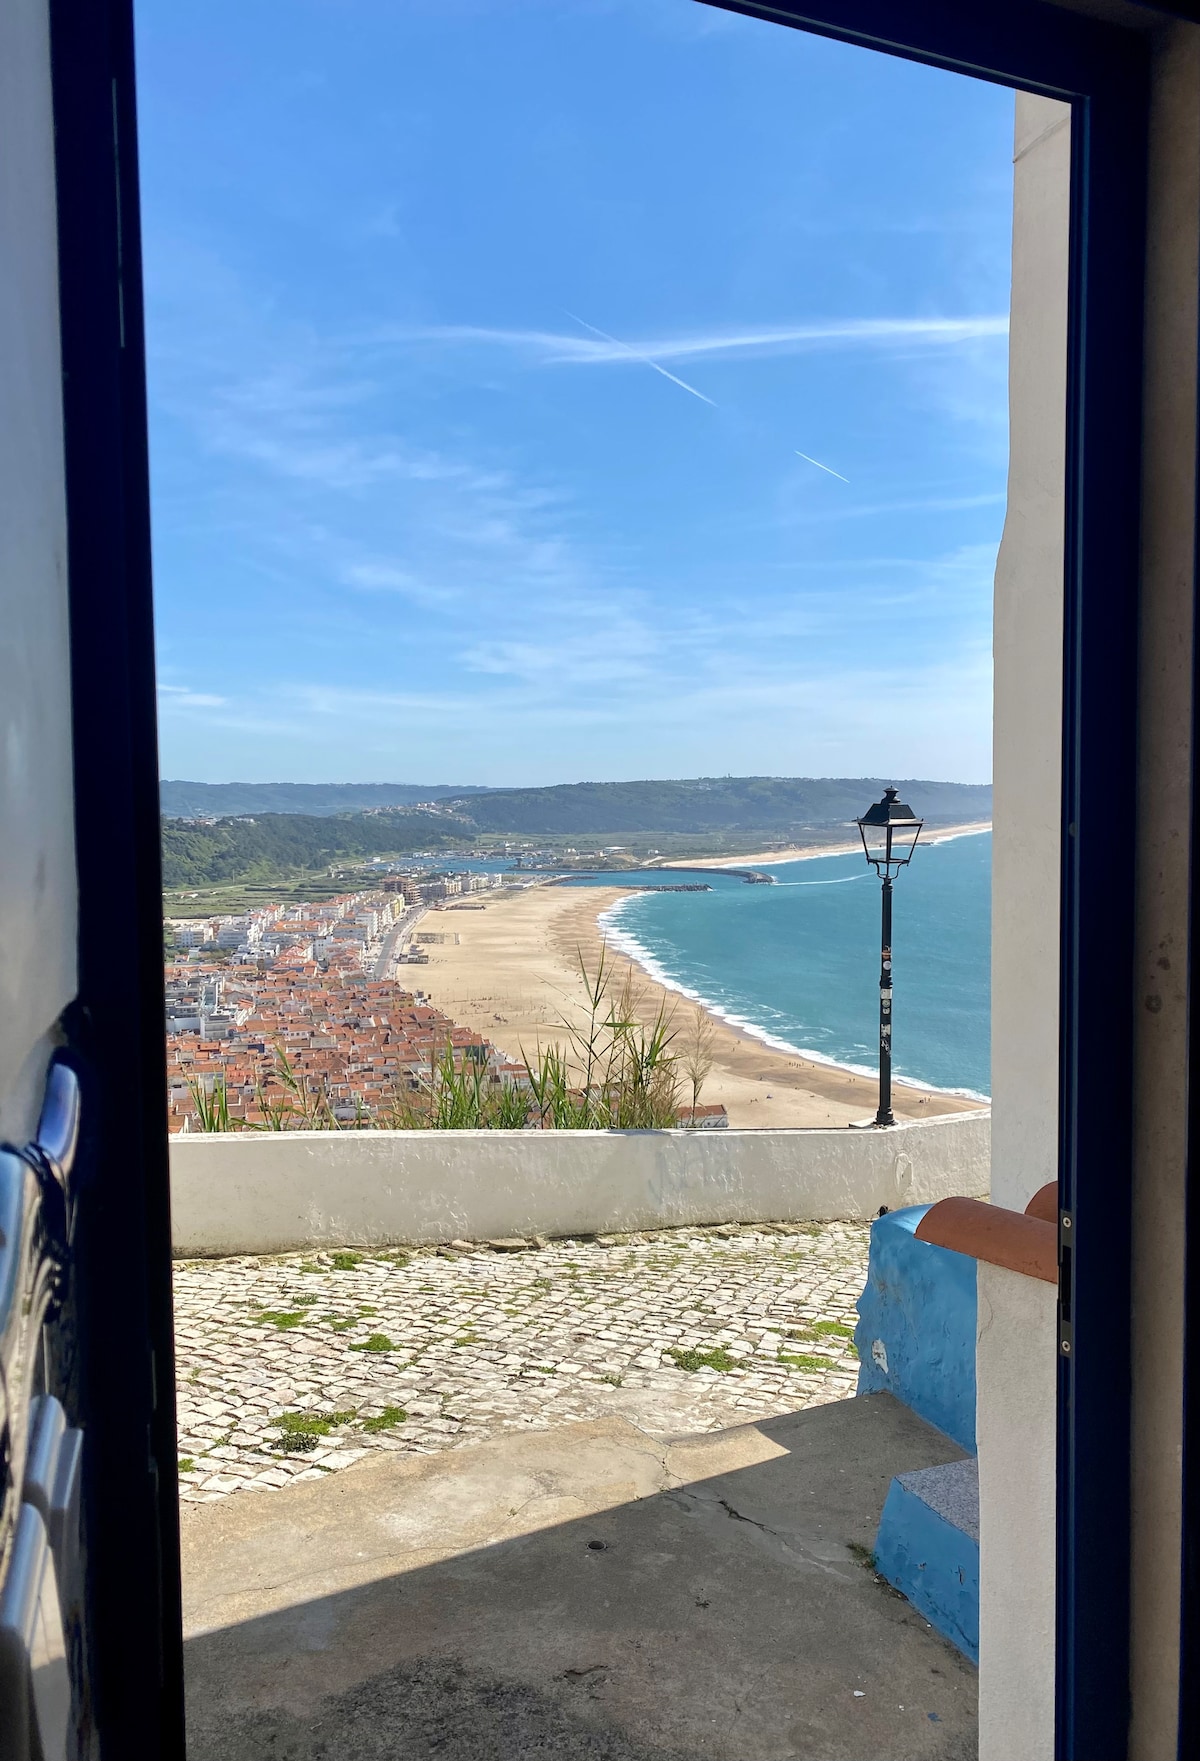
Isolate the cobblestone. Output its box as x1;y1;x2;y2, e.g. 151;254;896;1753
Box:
173;1222;869;1501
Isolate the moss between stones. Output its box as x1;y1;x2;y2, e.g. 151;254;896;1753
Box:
349;1332;396;1353
269;1410;355;1453
668;1346;742;1374
789;1320;854;1341
273;1409;355;1437
361;1405;408;1433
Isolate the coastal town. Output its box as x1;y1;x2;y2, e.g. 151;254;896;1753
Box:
164;866;736;1131
165;873;527;1132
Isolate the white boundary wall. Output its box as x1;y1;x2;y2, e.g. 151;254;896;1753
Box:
981;91;1068;1761
169;1114;989;1258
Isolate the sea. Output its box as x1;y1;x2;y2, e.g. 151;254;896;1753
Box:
566;831;992;1101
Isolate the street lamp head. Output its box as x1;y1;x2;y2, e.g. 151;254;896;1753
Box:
857;786;924;878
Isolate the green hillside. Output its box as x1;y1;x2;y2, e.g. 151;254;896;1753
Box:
443;776;991;836
161;810;469;889
160;776;991;891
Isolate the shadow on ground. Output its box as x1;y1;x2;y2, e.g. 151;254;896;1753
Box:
183;1392;976;1760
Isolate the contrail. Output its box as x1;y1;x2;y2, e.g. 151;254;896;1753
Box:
795;450;850;484
564;310;718;407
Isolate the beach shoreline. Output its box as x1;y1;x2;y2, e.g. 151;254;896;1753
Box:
669;820;992;870
416;860;988;1129
594;891;988;1103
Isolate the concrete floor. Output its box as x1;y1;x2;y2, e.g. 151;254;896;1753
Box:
182;1393;977;1760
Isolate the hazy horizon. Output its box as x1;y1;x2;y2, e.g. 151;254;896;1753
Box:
160;770;994;791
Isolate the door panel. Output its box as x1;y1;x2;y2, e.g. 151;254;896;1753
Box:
0;0;77;1143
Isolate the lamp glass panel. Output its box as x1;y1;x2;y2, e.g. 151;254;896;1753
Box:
858;818;889;864
886;820;923;865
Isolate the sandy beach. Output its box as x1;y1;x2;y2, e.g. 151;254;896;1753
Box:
672;821;992;870
416;878;987;1130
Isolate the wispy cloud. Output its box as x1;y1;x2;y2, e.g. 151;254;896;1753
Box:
370;315;1009;369
340;561;460;607
157;683;227;710
153;628;992;786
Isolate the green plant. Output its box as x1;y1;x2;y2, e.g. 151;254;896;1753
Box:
273;1410;355;1438
361;1405;408;1433
668;1346;742;1374
379;1038;512;1131
276;1432;319;1453
329;1250;364;1271
778;1352;830;1372
518;952;683;1131
270;1410;357;1455
187;1077;233;1133
253;1044;342;1132
598;1372;623;1387
349;1332;395;1353
809;1320;855;1339
177;1457;196;1474
254;1309;312;1331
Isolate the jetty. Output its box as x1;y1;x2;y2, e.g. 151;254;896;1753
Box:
545;865;774;887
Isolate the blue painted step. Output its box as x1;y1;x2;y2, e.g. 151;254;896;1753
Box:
874;1456;979;1663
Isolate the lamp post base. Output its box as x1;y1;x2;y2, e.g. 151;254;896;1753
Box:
848;1115;897;1130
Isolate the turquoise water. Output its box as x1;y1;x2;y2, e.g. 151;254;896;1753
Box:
590;832;992;1099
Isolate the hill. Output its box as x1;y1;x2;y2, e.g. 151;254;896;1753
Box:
160;780;491;818
159;776;990;891
441;776;991;837
161;810;471;889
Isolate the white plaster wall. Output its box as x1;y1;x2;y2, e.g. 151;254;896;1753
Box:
978;89;1070;1761
977;1263;1058;1761
0;0;77;1140
168;1114;990;1257
990;92;1068;1220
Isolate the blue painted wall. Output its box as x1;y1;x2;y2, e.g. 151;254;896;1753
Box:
874;1472;980;1663
855;1204;977;1452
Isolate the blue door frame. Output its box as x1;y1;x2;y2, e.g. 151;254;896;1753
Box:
44;0;1186;1755
699;7;1157;1758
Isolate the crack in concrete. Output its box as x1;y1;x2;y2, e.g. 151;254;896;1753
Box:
718;1496;767;1528
662;1485;851;1582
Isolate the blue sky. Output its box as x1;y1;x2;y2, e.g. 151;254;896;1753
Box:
136;0;1012;787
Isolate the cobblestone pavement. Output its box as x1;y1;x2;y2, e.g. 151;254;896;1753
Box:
173;1222;870;1502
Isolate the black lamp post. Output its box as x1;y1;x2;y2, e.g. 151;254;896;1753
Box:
856;787;924;1127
